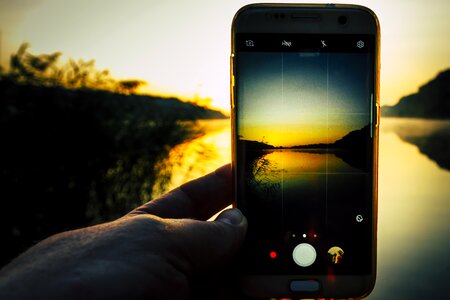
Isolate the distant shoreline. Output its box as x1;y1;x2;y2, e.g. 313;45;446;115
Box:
248;148;349;154
381;69;450;119
380;115;450;121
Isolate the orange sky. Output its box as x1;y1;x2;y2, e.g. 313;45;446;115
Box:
236;52;372;147
1;0;449;112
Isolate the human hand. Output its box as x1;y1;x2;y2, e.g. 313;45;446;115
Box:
0;165;248;300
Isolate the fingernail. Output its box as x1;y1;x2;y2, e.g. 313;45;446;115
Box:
216;208;244;226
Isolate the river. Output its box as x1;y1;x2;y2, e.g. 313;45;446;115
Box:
160;117;450;298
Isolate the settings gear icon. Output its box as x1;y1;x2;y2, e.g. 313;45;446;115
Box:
356;40;365;49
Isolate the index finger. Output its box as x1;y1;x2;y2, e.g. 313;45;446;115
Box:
128;164;233;220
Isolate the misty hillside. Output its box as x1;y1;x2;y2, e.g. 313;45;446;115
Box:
382;69;450;119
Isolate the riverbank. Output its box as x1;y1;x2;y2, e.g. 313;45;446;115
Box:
0;80;226;267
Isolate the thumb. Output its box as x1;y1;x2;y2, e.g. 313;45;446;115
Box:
172;208;247;273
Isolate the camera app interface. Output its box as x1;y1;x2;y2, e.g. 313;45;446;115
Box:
235;34;375;275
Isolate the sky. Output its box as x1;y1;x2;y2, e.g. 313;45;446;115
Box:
0;0;449;112
237;52;371;146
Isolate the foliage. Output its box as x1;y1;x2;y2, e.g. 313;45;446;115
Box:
248;156;281;202
0;44;225;267
2;43;146;93
0;80;203;266
115;79;147;94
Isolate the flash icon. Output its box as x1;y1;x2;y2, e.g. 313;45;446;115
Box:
282;40;292;47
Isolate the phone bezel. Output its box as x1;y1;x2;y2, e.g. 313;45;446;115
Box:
231;4;380;299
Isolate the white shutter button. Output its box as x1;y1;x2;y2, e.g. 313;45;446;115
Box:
292;243;316;267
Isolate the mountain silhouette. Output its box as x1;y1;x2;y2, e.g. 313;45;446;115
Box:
333;125;370;150
382;69;450;119
332;125;371;171
287;124;370;152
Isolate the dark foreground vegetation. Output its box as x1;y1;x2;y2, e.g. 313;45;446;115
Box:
0;44;225;267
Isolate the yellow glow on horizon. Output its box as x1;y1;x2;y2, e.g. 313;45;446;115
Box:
240;121;358;147
241;125;329;147
152;119;231;196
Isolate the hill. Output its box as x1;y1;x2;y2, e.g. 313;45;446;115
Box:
0;79;226;120
0;79;225;268
333;125;370;150
382;69;450;119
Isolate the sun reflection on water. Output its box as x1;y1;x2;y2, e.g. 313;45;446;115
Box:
156;117;450;298
152;119;231;198
371;118;450;298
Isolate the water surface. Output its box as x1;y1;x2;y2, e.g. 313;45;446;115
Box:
163;117;450;298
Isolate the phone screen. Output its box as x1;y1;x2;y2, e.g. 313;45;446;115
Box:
235;33;376;276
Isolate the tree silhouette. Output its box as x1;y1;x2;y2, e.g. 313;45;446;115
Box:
8;43;61;86
3;43;146;93
116;79;146;94
0;42;226;268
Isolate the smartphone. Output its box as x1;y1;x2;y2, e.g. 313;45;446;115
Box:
231;4;379;299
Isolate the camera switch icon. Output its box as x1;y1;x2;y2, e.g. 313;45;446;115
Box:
356;214;364;222
245;40;255;47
